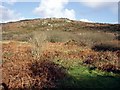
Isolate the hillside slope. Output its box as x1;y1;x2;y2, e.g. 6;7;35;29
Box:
1;18;120;89
1;18;120;47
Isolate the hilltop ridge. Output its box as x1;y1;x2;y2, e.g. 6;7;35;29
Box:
1;18;119;33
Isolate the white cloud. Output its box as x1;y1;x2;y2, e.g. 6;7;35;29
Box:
80;0;118;9
33;0;76;20
80;18;118;24
80;0;112;8
0;0;17;5
80;0;118;16
80;19;93;22
80;0;105;8
6;0;17;5
0;5;24;23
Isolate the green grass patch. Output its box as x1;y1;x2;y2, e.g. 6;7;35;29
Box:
58;65;120;88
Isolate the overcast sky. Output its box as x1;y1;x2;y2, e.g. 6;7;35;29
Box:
0;0;119;24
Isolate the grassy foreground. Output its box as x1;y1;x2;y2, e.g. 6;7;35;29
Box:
58;66;120;88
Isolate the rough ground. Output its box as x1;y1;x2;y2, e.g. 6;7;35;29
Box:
1;41;66;89
1;18;120;89
1;40;120;89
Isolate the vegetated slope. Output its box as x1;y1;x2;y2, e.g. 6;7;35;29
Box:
1;18;119;32
1;18;120;89
1;40;120;89
1;18;120;47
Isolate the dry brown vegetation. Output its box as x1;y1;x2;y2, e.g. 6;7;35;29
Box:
1;18;120;89
1;40;120;89
1;41;66;89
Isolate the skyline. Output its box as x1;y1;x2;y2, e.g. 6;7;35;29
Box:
0;0;119;24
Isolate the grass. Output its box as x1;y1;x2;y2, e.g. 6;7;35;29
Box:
58;65;120;88
51;50;120;88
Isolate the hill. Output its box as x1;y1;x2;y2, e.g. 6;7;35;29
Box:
1;18;120;47
1;18;120;89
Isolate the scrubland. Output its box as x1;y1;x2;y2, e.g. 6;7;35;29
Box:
1;18;120;89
